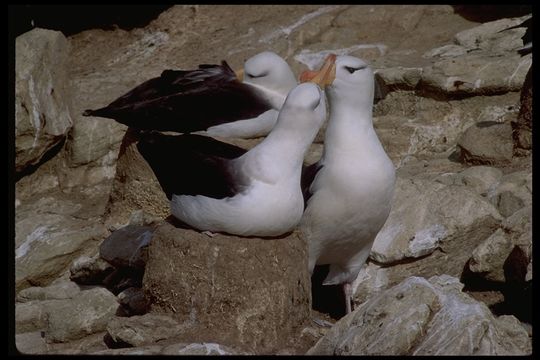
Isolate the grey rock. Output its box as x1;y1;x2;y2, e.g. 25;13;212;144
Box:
106;314;186;347
502;205;532;253
423;44;467;58
15;215;107;293
117;287;150;316
100;225;154;269
45;287;118;343
15;28;73;174
15;195;109;292
69;254;115;285
454;15;531;52
373;91;518;165
309;275;531;355
469;229;513;282
420;53;531;96
487;170;531;217
458;165;503;196
16;281;81;303
371;176;502;263
91;345;164;355
16;300;52;333
161;342;248;355
457;121;514;165
375;67;423;89
41;332;109;355
15;331;49;354
143;221;311;353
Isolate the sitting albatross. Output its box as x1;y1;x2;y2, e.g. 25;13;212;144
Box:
300;55;396;314
83;51;298;138
137;81;328;237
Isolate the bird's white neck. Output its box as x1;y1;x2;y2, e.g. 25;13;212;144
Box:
246;109;319;183
322;99;376;161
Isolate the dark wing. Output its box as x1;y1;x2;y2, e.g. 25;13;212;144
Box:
301;161;323;207
136;133;249;200
83;61;273;132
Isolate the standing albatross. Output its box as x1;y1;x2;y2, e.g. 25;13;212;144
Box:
137;82;328;237
300;55;396;314
83;51;298;138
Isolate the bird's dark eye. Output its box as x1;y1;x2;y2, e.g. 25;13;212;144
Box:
246;71;269;78
344;65;366;74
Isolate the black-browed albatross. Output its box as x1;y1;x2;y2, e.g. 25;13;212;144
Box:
300;54;396;314
137;81;328;237
83;51;298;139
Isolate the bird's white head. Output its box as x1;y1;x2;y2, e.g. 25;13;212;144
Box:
275;82;326;135
330;56;374;106
240;51;298;97
300;54;374;111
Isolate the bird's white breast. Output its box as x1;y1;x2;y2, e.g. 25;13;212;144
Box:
171;177;304;237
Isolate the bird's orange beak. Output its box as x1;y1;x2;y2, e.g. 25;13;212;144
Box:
299;53;337;87
235;68;244;81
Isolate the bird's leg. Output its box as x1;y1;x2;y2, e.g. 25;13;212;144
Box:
343;282;353;314
202;230;218;238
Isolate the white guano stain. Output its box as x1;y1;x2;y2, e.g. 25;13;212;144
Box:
407;224;447;257
259;5;343;44
16;226;48;259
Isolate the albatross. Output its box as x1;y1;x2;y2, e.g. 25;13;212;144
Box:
300;54;396;314
83;51;298;138
137;82;328;237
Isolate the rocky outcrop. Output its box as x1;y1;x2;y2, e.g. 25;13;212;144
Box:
14;5;531;356
44;287;118;343
370;175;502;263
142;220;311;353
457;121;514;165
106;314;186;347
15;196;108;292
15;28;73;175
309;276;531;355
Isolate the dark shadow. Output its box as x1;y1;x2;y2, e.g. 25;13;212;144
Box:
11;5;173;37
452;5;531;23
461;253;532;324
15;137;65;182
103;333;133;349
311;264;346;320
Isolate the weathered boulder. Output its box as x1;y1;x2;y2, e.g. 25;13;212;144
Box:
309;275;531;355
106;313;186;347
161;342;250;355
15;215;107;292
454;15;531;52
457;121;514;165
15;331;49;354
45;287;118;343
486;170;531;218
468;205;531;283
16;280;81;303
16;300;54;333
117;287;151;316
15;28;73;174
142;220;311;353
371;176;502;263
99;225;154;269
418;15;532;97
91;345;164;355
69;254;115;285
